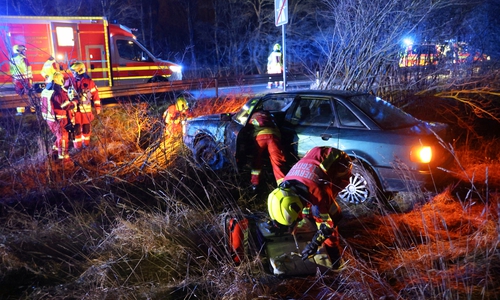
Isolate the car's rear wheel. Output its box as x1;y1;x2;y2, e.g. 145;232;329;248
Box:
337;160;378;204
194;137;225;170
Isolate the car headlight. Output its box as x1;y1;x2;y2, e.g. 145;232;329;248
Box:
410;146;432;164
170;65;182;73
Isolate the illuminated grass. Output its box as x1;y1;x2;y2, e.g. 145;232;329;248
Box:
0;93;499;299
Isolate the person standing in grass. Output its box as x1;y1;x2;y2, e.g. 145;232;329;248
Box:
40;72;77;166
67;61;101;151
163;96;191;136
9;44;33;115
267;146;352;269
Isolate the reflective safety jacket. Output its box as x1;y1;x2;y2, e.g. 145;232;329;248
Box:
9;54;32;80
249;110;281;138
68;74;101;114
40;86;74;122
267;50;283;74
283;147;346;222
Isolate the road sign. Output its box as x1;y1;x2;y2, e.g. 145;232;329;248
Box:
275;0;288;26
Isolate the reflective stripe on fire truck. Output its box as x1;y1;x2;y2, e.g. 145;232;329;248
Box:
113;66;172;71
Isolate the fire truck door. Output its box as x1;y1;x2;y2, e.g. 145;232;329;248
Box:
52;23;80;63
85;45;109;87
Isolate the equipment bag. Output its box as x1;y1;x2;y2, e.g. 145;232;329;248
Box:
225;216;249;264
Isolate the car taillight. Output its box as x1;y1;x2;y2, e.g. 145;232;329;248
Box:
410;146;432;164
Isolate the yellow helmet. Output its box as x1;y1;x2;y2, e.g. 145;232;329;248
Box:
52;72;64;86
70;61;86;75
176;96;188;111
268;187;303;226
273;43;281;52
13;45;27;54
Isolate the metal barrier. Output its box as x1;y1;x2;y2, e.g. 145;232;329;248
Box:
0;73;311;109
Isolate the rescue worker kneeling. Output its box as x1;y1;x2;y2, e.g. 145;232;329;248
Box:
267;146;352;269
40;72;78;165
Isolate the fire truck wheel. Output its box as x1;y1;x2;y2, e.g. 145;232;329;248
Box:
147;75;168;83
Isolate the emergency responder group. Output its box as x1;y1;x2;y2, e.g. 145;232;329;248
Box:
8;44;102;165
38;59;101;166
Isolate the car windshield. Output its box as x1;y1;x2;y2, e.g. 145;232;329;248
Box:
234;98;260;125
349;95;419;130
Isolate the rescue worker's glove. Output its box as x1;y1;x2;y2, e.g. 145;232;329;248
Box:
301;224;334;260
301;241;319;260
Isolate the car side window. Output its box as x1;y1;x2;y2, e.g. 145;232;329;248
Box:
336;101;365;128
261;97;294;112
291;98;334;126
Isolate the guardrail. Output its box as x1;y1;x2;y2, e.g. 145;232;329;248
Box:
0;73;311;109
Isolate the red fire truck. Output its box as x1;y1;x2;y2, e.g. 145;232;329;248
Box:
399;44;439;68
399;40;490;68
0;15;182;95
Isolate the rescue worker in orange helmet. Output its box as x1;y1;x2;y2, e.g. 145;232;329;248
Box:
66;61;101;150
163;96;191;136
40;72;77;165
267;146;352;269
9;45;33;115
247;108;287;190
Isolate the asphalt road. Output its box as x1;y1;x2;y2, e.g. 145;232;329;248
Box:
190;79;314;99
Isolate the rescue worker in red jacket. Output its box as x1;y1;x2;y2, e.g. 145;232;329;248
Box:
267;146;352;269
248;109;287;189
163;96;191;136
9;45;33;115
67;61;101;150
40;72;77;164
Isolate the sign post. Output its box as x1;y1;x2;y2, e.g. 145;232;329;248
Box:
275;0;288;91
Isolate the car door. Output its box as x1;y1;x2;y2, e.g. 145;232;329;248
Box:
284;96;339;158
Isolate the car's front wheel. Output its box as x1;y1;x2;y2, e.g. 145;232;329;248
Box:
147;75;168;83
337;161;378;204
194;137;225;170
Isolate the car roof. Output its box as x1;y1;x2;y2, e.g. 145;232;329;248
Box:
268;89;369;98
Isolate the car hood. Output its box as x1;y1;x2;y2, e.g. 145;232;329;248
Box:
184;113;233;143
189;113;228;123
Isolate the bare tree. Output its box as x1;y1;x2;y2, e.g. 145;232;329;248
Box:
246;0;274;74
182;0;198;76
315;0;457;93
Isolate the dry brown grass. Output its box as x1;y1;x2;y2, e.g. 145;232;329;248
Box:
0;93;499;299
